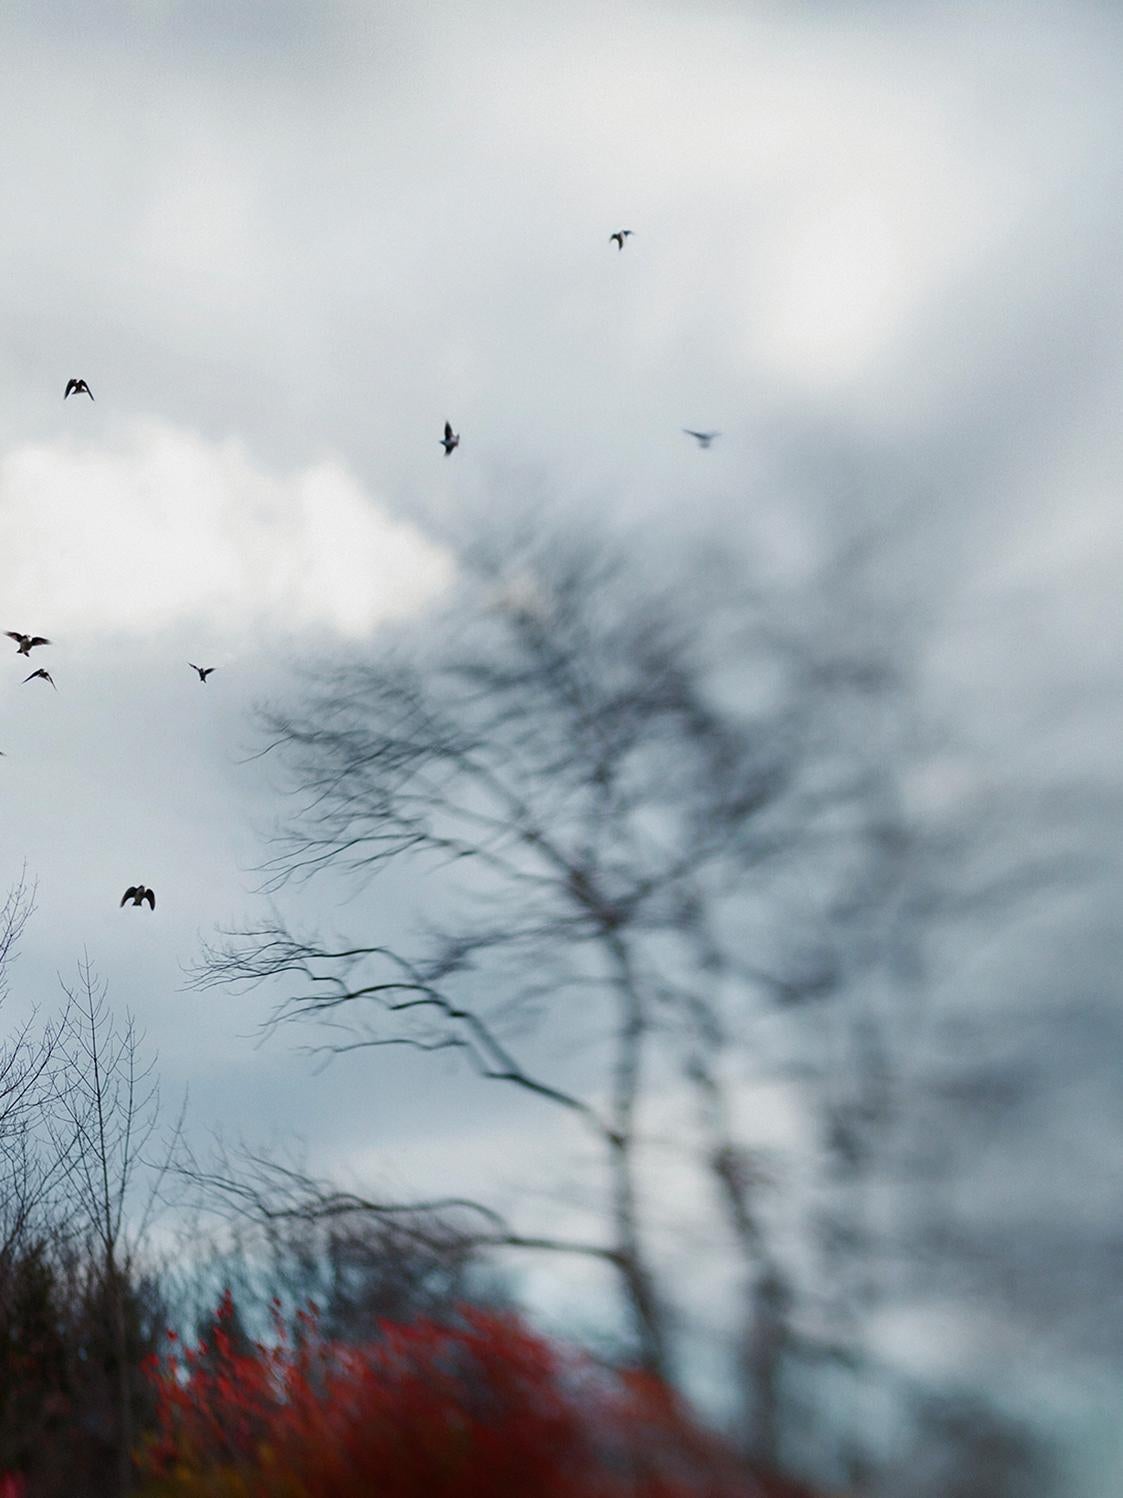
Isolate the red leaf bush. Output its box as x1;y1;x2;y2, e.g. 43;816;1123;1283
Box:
136;1292;748;1496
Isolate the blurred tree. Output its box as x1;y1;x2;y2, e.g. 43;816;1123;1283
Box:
169;1159;510;1348
194;518;925;1475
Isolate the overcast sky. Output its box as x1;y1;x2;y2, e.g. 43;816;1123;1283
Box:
1;0;1121;1479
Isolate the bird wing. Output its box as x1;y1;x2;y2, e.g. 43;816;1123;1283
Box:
5;632;24;644
444;422;454;441
121;888;138;906
22;671;38;683
64;379;77;398
144;888;156;910
28;637;50;648
201;668;215;680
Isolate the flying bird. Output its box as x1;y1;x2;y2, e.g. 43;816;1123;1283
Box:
189;663;216;683
64;378;94;400
6;632;50;656
440;421;460;455
23;669;56;689
609;230;633;250
683;430;721;449
120;885;156;910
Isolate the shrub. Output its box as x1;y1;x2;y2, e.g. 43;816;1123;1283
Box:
137;1293;747;1497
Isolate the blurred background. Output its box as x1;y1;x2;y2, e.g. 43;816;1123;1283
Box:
0;2;1120;1493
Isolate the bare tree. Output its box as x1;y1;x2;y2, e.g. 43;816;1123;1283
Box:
47;957;172;1496
193;526;917;1461
0;872;68;1263
0;894;181;1495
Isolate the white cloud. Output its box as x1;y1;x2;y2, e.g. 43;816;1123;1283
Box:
0;421;453;643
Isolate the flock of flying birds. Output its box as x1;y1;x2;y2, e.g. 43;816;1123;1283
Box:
6;374;218;910
6;613;213;909
7;230;719;911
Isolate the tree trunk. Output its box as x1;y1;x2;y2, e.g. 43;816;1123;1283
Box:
107;1254;133;1496
604;931;672;1382
607;1137;673;1380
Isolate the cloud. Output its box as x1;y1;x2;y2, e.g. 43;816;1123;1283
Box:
0;421;453;643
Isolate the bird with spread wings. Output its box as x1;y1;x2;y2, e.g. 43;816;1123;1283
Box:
7;632;50;656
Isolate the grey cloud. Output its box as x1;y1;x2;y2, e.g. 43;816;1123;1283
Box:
0;4;1119;1488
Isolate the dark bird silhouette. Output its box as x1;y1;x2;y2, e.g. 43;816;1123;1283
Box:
189;663;216;682
23;669;55;689
64;378;94;400
609;230;633;250
440;421;460;455
683;429;721;449
6;632;50;656
120;885;156;910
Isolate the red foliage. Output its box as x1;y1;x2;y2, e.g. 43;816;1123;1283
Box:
137;1293;749;1497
